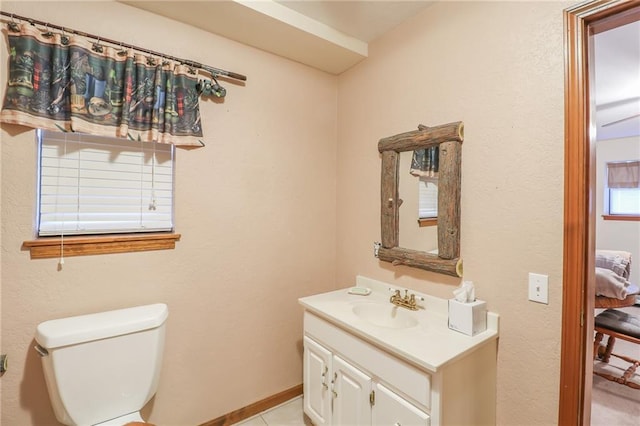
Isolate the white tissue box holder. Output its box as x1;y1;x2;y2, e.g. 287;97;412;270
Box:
448;299;487;336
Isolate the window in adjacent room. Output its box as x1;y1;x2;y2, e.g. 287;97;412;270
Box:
604;160;640;220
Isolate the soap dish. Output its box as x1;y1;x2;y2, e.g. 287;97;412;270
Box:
348;287;371;296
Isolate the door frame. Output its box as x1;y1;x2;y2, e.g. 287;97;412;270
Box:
560;1;640;424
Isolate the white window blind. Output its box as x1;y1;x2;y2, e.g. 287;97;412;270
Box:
37;130;175;236
418;176;438;219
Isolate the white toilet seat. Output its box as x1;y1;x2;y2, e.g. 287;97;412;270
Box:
93;411;144;426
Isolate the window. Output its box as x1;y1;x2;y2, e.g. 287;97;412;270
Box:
604;160;640;220
418;176;438;218
418;176;438;227
37;129;175;235
608;188;640;215
411;146;439;227
24;130;180;259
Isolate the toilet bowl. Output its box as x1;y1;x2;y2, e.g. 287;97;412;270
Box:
35;303;168;426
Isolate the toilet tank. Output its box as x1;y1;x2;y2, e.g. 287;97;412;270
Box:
35;303;168;426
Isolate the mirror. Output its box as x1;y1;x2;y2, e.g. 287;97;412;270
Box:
376;121;463;277
398;151;438;253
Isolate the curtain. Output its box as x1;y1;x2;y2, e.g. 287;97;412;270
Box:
1;23;203;146
607;160;640;188
410;146;439;177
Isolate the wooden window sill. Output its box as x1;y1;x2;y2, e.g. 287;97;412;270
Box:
23;233;181;259
418;217;438;227
602;215;640;222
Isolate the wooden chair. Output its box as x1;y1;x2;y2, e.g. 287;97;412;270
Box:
593;301;640;390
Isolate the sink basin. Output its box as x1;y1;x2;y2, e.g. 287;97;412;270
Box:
352;302;419;329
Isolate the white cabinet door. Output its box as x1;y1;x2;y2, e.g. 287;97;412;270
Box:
332;355;372;426
303;336;332;426
372;382;430;426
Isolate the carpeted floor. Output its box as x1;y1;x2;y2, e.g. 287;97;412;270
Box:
591;305;640;426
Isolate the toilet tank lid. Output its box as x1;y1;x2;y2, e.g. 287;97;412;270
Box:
35;303;168;349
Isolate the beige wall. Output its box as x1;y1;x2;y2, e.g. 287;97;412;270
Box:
0;2;338;425
336;2;570;425
596;136;640;284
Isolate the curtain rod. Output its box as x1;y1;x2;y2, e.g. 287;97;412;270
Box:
0;11;247;82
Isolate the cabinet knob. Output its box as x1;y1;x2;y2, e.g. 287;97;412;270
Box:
331;372;338;397
321;366;328;389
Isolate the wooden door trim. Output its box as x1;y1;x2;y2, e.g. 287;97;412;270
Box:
560;1;640;424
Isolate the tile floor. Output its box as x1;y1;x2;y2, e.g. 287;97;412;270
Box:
234;396;311;426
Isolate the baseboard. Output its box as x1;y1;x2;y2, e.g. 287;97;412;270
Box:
199;384;303;426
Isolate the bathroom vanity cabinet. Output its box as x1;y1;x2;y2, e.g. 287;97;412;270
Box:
304;313;431;425
300;277;499;426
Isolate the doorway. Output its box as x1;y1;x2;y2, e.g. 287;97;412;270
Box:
560;1;640;424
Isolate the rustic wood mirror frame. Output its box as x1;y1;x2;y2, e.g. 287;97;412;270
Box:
376;121;464;277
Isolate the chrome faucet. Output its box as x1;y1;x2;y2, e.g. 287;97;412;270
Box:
390;289;418;310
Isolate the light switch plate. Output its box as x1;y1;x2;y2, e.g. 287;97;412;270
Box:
528;273;549;304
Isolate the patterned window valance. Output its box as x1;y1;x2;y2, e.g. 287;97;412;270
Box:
1;23;204;146
410;146;439;178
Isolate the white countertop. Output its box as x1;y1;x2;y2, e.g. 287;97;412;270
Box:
299;276;499;372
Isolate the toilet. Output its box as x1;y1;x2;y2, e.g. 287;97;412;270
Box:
34;303;168;426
